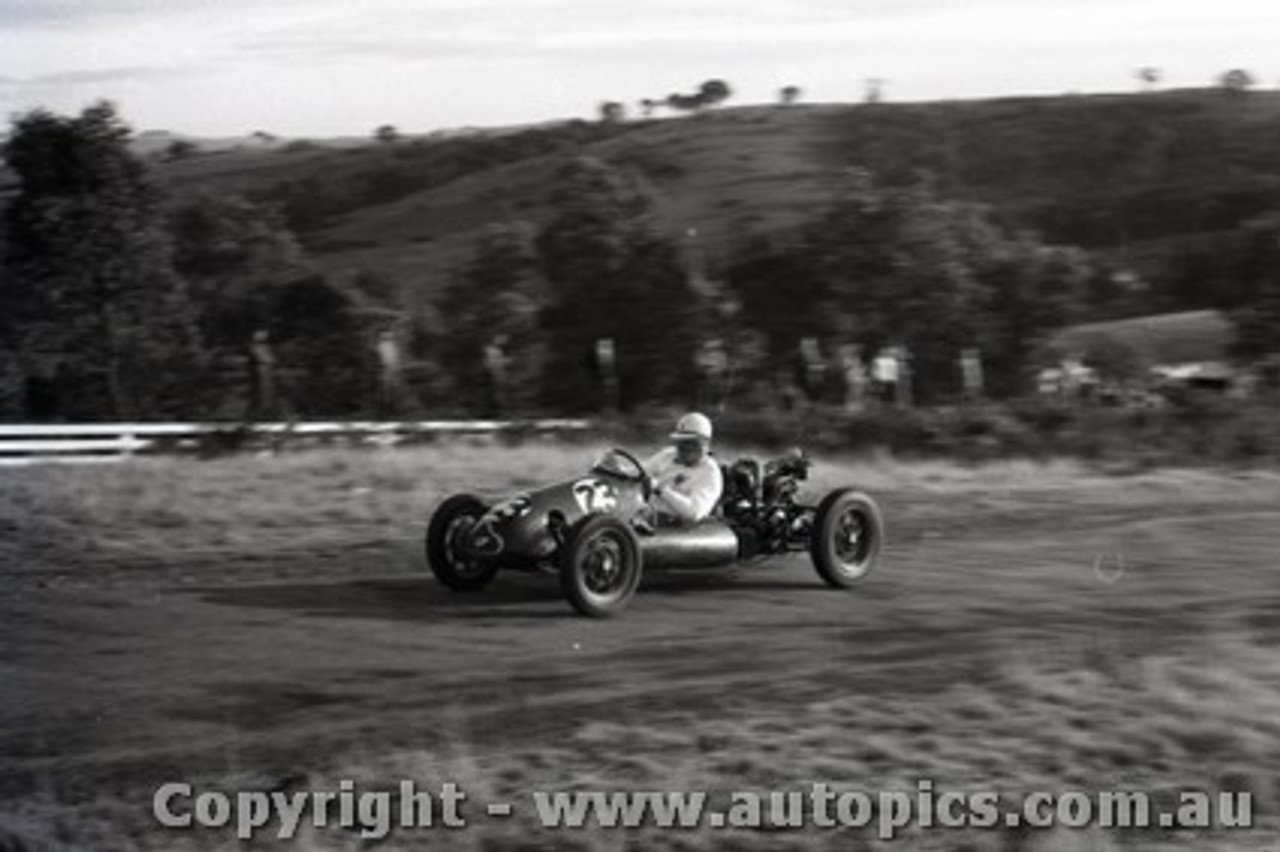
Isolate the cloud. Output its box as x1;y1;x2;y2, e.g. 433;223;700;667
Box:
0;62;219;123
0;0;317;30
18;66;179;85
186;0;1280;72
218;1;902;67
1;0;1275;136
7;0;1277;73
0;63;218;97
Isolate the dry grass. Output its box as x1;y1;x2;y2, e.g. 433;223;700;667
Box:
0;442;601;579
4;443;1277;581
5;636;1278;851
4;445;1280;851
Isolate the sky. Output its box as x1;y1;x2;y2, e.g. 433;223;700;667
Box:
1;0;1277;138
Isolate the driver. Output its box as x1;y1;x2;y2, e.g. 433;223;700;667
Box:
644;412;724;525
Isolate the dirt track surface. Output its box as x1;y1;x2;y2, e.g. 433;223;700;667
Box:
3;468;1280;850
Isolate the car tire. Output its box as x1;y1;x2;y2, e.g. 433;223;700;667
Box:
426;494;499;592
559;515;643;617
810;489;884;588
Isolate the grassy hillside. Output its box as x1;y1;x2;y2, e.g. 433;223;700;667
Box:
143;88;1280;310
308;108;840;307
815;90;1280;243
150;107;844;306
1045;310;1234;367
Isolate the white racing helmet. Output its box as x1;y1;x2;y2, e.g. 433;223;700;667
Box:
670;411;713;443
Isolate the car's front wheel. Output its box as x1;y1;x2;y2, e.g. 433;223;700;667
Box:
559;515;643;617
426;494;499;591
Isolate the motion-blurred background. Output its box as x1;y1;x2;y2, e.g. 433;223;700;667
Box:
5;84;1280;461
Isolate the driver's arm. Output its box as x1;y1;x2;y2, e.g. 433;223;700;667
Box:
654;462;723;522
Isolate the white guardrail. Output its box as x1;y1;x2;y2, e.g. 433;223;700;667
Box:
0;419;592;465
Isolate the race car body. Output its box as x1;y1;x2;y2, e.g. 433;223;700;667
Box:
425;448;883;617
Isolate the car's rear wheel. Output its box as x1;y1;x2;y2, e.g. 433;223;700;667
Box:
559;515;642;617
426;494;499;591
810;489;884;588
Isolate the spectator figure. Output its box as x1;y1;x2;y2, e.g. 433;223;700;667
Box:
247;329;278;422
695;338;730;410
838;344;868;412
1059;354;1097;400
960;347;984;403
872;347;899;405
776;368;801;413
1037;366;1063;396
896;346;914;408
375;328;405;418
798;337;827;403
481;334;510;417
595;337;620;413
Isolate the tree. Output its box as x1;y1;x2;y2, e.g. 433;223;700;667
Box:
2;101;207;419
0;254;26;420
1135;67;1162;92
351;268;401;306
374;124;400;144
168;192;308;348
165;192;380;416
665;92;704;114
439;222;548;414
661;80;733;115
779;85;803;106
1218;68;1255;95
864;77;886;104
598;101;626;123
639;98;658;118
726;170;1096;400
266;275;374;416
165;138;199;161
1231;289;1280;363
536;157;706;409
697;79;732;108
1222;214;1280;362
727;232;837;359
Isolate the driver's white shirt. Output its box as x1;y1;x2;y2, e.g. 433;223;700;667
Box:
645;447;723;523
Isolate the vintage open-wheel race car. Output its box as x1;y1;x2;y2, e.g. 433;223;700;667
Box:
425;448;884;617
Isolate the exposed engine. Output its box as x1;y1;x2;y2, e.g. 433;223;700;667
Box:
721;451;817;559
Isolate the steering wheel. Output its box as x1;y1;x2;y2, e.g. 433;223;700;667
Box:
604;448;653;499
